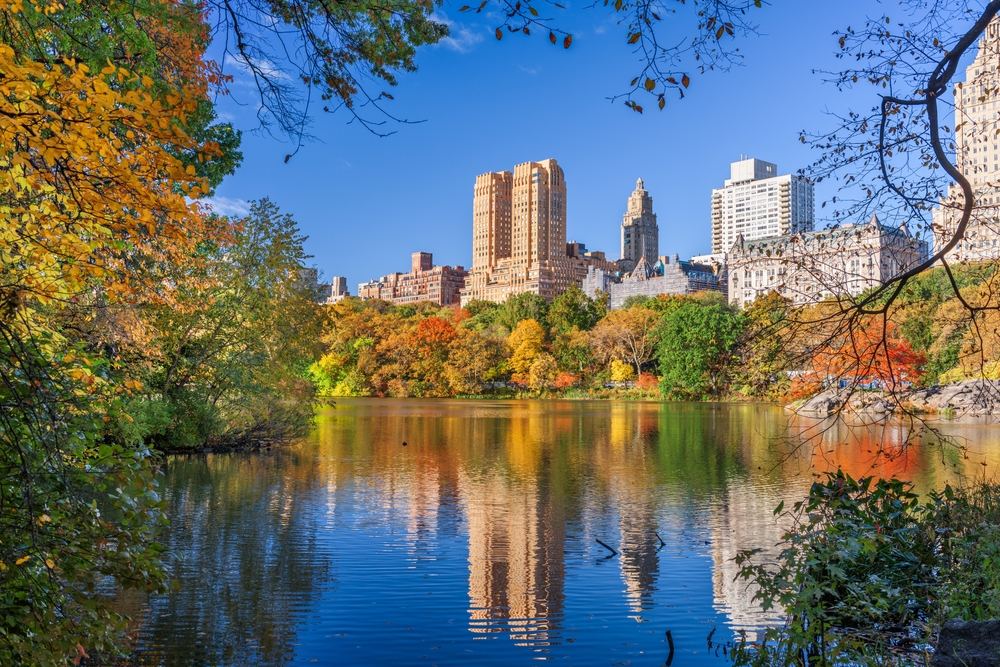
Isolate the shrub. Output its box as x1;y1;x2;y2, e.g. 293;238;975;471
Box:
609;359;635;382
553;372;579;389
636;372;658;390
733;471;1000;667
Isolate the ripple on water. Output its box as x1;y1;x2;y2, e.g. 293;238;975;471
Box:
121;399;1000;666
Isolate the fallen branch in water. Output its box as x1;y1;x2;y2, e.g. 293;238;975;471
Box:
596;538;618;556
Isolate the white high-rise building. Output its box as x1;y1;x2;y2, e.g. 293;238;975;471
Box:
933;17;1000;262
619;178;658;274
711;158;814;254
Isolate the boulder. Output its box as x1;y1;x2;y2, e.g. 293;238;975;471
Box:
791;380;1000;418
794;389;847;416
847;393;895;414
933;618;1000;667
905;380;1000;417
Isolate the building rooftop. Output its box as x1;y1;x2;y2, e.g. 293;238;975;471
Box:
730;215;913;256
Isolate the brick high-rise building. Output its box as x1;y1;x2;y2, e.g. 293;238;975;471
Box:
934;17;1000;262
464;171;513;300
461;159;615;304
619;178;658;274
711;158;814;254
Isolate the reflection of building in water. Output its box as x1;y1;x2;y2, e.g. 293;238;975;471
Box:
617;503;660;616
604;404;662;616
403;461;440;556
461;468;565;647
709;482;791;640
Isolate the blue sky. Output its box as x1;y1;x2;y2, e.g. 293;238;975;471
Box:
207;1;909;290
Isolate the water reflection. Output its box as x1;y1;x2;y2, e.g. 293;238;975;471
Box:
123;400;1000;667
128;454;333;666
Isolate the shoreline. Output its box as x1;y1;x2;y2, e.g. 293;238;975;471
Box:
790;379;1000;419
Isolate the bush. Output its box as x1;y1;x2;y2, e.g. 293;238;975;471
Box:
610;359;635;382
636;372;658;390
733;471;1000;666
553;372;578;389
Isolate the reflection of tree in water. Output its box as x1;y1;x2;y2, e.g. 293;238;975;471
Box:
650;403;808;639
118;401;1000;666
128;452;331;667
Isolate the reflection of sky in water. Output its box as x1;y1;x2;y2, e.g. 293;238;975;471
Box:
122;400;1000;666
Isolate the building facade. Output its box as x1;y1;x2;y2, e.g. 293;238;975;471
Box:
711;158;814;254
583;254;726;309
322;276;350;304
460;159;615;304
934;17;1000;262
299;267;339;303
619;178;659;274
357;252;468;306
727;215;929;309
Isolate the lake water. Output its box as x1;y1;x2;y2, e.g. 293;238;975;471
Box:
121;399;1000;667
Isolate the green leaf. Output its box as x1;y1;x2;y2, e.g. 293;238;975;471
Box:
774;500;784;515
529;6;538;16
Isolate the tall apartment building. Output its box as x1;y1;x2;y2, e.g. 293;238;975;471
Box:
933;17;1000;262
711;158;814;254
727;215;928;309
460;159;615;304
619;178;658;274
319;276;350;304
357;251;468;306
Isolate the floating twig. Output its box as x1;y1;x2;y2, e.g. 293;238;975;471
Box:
666;629;675;666
655;531;666;547
596;538;618;556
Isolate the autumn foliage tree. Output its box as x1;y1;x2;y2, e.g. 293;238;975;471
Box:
810;320;926;392
589;306;659;376
0;1;236;663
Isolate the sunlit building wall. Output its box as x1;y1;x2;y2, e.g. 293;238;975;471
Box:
934;18;1000;262
460;159;617;304
711;158;814;255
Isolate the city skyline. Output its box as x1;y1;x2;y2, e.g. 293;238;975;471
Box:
204;2;905;291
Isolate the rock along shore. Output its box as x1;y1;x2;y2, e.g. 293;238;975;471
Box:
790;380;1000;418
